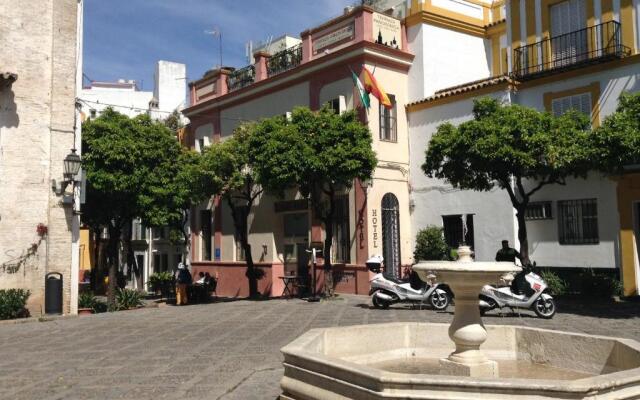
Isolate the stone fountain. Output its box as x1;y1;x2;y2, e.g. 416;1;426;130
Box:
413;244;520;378
280;245;640;399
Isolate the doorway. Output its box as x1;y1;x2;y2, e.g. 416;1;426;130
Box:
633;202;640;294
381;193;401;278
283;212;310;277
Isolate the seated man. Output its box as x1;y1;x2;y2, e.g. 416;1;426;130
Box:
195;271;206;285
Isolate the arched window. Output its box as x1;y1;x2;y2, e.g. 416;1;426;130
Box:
381;193;401;277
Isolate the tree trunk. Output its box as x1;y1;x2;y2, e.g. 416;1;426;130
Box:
106;224;121;307
323;216;334;297
228;198;259;299
181;210;190;264
515;206;531;267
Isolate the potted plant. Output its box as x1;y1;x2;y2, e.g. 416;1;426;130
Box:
78;292;98;315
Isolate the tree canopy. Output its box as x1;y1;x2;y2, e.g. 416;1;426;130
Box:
201;124;264;298
249;106;376;295
422;97;592;265
591;92;640;172
82;108;210;303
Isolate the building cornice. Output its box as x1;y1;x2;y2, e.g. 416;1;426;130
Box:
184;41;414;116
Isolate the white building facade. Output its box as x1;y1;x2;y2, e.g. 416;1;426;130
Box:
406;0;640;295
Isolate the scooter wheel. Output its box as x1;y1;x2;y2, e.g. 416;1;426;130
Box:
534;296;556;319
430;290;449;311
372;292;390;309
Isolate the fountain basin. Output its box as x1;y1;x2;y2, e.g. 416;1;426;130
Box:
280;322;640;399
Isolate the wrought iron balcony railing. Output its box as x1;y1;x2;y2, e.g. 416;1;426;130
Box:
227;65;255;92
267;44;303;77
513;21;630;80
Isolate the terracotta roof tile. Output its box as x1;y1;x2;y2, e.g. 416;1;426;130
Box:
407;75;513;107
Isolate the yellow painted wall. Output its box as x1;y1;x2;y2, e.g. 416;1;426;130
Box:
79;228;93;272
616;173;640;296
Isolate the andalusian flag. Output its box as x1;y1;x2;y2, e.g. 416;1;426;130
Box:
362;66;392;109
350;67;370;109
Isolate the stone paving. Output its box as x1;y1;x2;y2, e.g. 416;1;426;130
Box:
1;295;639;400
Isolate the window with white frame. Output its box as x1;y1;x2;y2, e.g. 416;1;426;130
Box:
132;218;147;240
525;202;553;220
557;198;599;244
379;93;397;142
326;96;346;114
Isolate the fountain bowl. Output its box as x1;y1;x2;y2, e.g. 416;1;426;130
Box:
280;322;640;399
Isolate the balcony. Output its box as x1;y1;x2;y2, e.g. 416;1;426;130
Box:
267;44;303;77
513;21;630;80
227;65;255;92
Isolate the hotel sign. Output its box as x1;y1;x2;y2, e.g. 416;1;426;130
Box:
372;12;402;49
313;23;355;53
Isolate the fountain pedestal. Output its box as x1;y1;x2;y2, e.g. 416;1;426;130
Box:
414;245;520;378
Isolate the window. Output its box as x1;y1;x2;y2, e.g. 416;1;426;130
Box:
161;254;169;272
132;219;146;240
550;0;587;67
558;199;599;244
326;96;346;114
283;212;309;238
90;109;96;118
332;195;350;264
153;254;160;273
551;93;592;118
379;94;397;142
525;202;553;220
196;137;210;153
442;214;474;249
200;209;212;261
152;227;168;240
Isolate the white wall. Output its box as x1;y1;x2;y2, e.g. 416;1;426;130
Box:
408;92;516;262
80;87;153;118
407;23;491;101
155;60;186;113
513;63;640;268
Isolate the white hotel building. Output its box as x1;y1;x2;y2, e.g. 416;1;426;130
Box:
183;0;640;297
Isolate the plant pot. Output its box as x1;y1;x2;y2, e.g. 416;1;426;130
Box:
78;308;93;316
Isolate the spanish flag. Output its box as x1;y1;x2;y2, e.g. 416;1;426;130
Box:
362;66;392;109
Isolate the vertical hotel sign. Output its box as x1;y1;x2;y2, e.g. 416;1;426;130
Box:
372;12;402;49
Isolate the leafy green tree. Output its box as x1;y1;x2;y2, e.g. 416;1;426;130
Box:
250;107;377;296
82;108;193;305
201;124;263;298
166;149;220;261
422;98;592;266
414;226;450;261
591;92;640;172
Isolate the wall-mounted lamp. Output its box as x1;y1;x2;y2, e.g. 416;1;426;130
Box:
52;148;82;197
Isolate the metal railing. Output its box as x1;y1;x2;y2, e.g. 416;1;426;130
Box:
513;21;629;80
267;44;303;77
227;65;255;92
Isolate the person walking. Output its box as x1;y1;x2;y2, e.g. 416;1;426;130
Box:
175;263;192;305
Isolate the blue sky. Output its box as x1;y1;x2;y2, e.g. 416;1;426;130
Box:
83;0;353;90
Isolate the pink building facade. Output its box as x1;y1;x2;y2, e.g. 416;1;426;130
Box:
182;6;415;298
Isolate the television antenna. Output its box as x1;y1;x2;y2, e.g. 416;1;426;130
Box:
204;26;223;68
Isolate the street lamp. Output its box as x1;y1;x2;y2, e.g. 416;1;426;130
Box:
52;148;82;196
63;148;82;181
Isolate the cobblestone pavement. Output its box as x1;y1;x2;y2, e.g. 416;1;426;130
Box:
1;295;639;400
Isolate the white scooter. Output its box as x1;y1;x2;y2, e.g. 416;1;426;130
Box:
367;256;451;310
479;267;556;319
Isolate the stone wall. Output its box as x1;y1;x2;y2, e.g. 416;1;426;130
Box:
0;0;79;315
